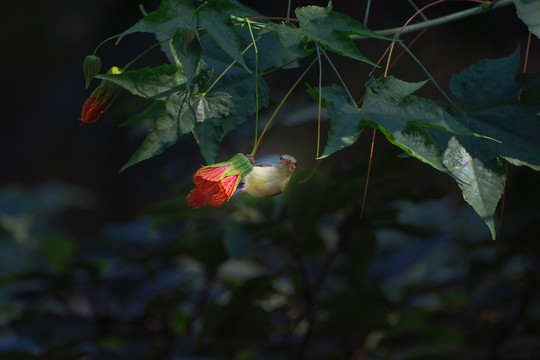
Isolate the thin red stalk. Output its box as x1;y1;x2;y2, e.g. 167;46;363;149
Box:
360;129;377;219
523;31;532;73
400;0;490;34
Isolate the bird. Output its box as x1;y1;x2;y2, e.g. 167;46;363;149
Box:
236;155;297;197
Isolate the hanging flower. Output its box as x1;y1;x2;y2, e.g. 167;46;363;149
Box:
188;153;254;209
80;66;122;124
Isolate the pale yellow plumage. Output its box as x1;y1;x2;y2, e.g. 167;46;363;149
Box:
242;155;296;197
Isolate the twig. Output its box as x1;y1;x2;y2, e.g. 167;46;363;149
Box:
372;0;512;37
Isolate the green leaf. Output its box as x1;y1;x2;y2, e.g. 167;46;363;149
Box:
197;32;270;163
123;91;234;170
514;0;540;39
121;100;166;127
461;107;540;170
261;23;308;58
360;77;472;172
307;84;363;158
121;93;195;171
170;29;202;88
449;49;540;170
39;237;76;272
449;47;520;112
363;77;473;136
194;91;236;163
441;136;505;240
97;64;187;99
118;0;197;41
263;3;387;65
192;75;266;163
197;0;249;71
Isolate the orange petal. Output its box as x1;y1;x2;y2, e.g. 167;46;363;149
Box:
221;175;240;198
187;188;208;209
207;175;239;206
194;165;228;183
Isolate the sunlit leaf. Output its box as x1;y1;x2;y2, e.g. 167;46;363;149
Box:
441;136;505;240
97;64;187;99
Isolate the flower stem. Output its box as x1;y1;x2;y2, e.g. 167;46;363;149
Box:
203;42;255;95
121;38;171;72
247;19;260;156
92;34;121;56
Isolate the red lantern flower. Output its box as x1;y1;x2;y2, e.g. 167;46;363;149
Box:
188;153;254;209
80;66;122;124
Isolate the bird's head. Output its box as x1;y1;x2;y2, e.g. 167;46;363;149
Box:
279;155;297;170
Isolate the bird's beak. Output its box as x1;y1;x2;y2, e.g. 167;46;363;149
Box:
281;158;296;169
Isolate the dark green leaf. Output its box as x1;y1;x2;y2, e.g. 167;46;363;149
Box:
449;47;520;112
197;0;249;71
118;0;197;41
307;84;364;158
462;107;540;170
123;90;234;170
262;3;386;65
38;237;76;272
296;4;387;65
121;93;195;171
261;23;308;58
192;92;235;163
170;29;202;88
121;100;166;127
449;49;540;170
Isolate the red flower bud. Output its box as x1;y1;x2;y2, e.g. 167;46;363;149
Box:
83;55;101;89
80;67;122;124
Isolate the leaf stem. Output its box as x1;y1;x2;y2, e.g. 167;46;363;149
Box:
252;56;318;157
286;0;292;23
395;40;459;110
318;48;356;105
316;46;323;158
247;19;260;156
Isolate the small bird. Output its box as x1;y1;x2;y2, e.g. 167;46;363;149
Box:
236;155;297;197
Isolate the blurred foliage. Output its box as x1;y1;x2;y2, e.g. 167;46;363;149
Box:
1;160;539;359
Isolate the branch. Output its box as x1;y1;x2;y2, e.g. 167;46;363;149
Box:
370;0;513;37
